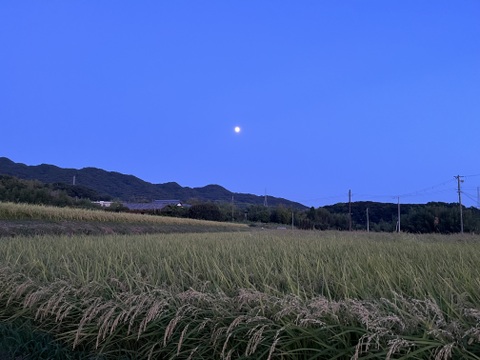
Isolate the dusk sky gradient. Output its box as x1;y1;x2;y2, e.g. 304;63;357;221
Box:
1;1;479;207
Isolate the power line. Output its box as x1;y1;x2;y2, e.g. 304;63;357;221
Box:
397;178;456;198
292;177;477;207
296;194;347;203
353;193;396;200
462;191;477;202
343;179;456;202
461;191;480;206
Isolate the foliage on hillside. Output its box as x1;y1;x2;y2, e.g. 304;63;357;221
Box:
160;200;480;234
0;175;107;208
0;157;306;209
300;201;480;234
0;158;480;234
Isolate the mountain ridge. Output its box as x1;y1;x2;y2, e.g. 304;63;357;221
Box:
0;157;307;209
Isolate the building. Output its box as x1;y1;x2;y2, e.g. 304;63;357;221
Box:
122;199;182;212
92;201;113;207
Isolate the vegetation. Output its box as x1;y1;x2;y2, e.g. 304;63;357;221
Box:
0;157;305;208
188;203;224;221
0;175;108;208
0;231;479;359
205;202;477;234
0;202;247;237
319;201;480;234
2;164;480;234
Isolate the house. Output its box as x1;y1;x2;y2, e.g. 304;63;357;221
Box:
93;201;113;207
122;199;182;212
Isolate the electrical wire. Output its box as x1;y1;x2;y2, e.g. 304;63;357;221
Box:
294;177;478;206
397;178;456;198
461;191;479;206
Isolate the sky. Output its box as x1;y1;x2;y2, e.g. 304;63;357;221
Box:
1;1;480;207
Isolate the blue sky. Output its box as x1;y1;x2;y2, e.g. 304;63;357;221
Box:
1;1;479;207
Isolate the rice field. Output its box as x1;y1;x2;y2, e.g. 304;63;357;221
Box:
0;202;247;227
0;202;247;236
1;231;480;359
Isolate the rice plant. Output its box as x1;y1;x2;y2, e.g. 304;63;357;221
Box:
0;202;247;236
0;202;246;228
0;231;479;358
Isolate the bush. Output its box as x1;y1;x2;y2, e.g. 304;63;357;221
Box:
188;203;223;221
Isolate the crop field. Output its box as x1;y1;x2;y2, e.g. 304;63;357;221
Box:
0;202;247;236
0;230;479;359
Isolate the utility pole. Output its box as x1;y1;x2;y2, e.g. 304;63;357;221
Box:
263;188;268;207
231;195;234;222
477;186;480;209
73;175;76;186
348;189;352;231
397;196;401;233
366;208;369;232
455;175;464;234
291;211;294;230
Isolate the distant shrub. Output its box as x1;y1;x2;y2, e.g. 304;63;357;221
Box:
188;203;223;221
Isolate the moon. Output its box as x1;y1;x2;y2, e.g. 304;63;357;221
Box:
234;126;241;133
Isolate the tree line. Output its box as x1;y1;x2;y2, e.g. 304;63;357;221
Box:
162;200;480;234
302;201;480;233
1;175;479;233
0;175;110;209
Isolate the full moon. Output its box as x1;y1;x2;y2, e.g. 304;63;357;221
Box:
234;126;241;133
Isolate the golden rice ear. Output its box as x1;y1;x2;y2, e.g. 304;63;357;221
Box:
176;323;190;356
1;230;479;359
138;299;168;338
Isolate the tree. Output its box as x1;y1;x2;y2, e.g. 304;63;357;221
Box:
246;205;270;223
270;205;290;224
188;203;223;221
160;204;188;218
314;208;334;230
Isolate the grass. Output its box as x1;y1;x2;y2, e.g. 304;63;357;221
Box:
0;202;248;236
0;231;480;358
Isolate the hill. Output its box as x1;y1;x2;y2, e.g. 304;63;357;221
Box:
0;157;307;209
